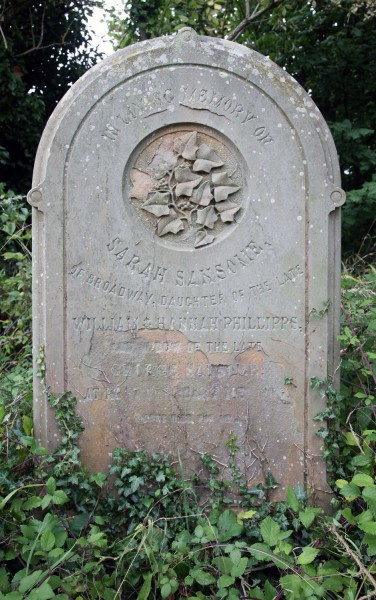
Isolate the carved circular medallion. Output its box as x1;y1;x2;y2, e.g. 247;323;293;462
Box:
126;125;244;249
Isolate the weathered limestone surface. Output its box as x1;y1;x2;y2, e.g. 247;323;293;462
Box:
28;28;345;502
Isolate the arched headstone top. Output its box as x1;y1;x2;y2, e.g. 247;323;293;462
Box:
29;28;343;206
29;29;344;505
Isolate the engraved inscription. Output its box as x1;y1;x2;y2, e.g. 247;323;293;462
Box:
70;262;303;307
100;76;276;148
102;88;175;139
276;264;304;286
175;239;272;285
110;340;262;354
106;236;272;284
83;387;99;401
180;85;273;145
72;314;301;332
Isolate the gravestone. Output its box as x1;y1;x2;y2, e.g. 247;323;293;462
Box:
28;28;345;503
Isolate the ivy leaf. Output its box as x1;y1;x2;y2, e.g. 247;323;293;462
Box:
130;169;155;200
176;180;202;198
174;166;202;197
212;171;241;201
141;192;170;217
214;185;241;202
194;230;215;248
130;475;143;492
174;131;199;160
191;181;213;206
193;143;224;172
215;200;241;222
196;206;218;229
174;165;201;183
157;211;184;236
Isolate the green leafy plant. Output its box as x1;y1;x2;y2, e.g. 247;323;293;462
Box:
1;196;376;598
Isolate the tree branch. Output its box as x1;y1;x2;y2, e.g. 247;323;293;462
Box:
0;23;7;48
16;41;70;57
245;0;251;20
329;524;376;595
1;0;35;28
228;0;285;42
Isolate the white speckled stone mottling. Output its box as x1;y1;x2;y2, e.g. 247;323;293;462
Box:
28;28;344;507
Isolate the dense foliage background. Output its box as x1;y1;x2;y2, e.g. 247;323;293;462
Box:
0;1;375;598
107;0;376;259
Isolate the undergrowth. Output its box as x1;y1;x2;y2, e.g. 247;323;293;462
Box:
0;191;375;599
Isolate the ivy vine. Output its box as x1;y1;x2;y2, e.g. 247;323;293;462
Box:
132;131;242;248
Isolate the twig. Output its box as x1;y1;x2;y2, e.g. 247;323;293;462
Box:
0;331;32;349
245;0;251;19
228;0;284;42
357;217;375;256
15;2;49;56
80;360;111;384
342;307;376;386
358;592;376;600
1;0;34;27
189;447;228;468
16;41;67;57
329;525;376;594
0;23;7;48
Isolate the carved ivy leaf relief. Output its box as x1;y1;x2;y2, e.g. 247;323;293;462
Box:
157;210;185;236
174;131;199;160
195;230;215;248
196;205;218;229
193;144;224;173
141;191;170;217
212;171;241;202
130;130;242;248
174;166;203;198
215;200;242;223
191;182;213;206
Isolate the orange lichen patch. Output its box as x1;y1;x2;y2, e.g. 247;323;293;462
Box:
236;346;265;369
79;398;116;473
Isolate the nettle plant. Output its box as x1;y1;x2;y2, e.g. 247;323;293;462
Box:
130;130;242;248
